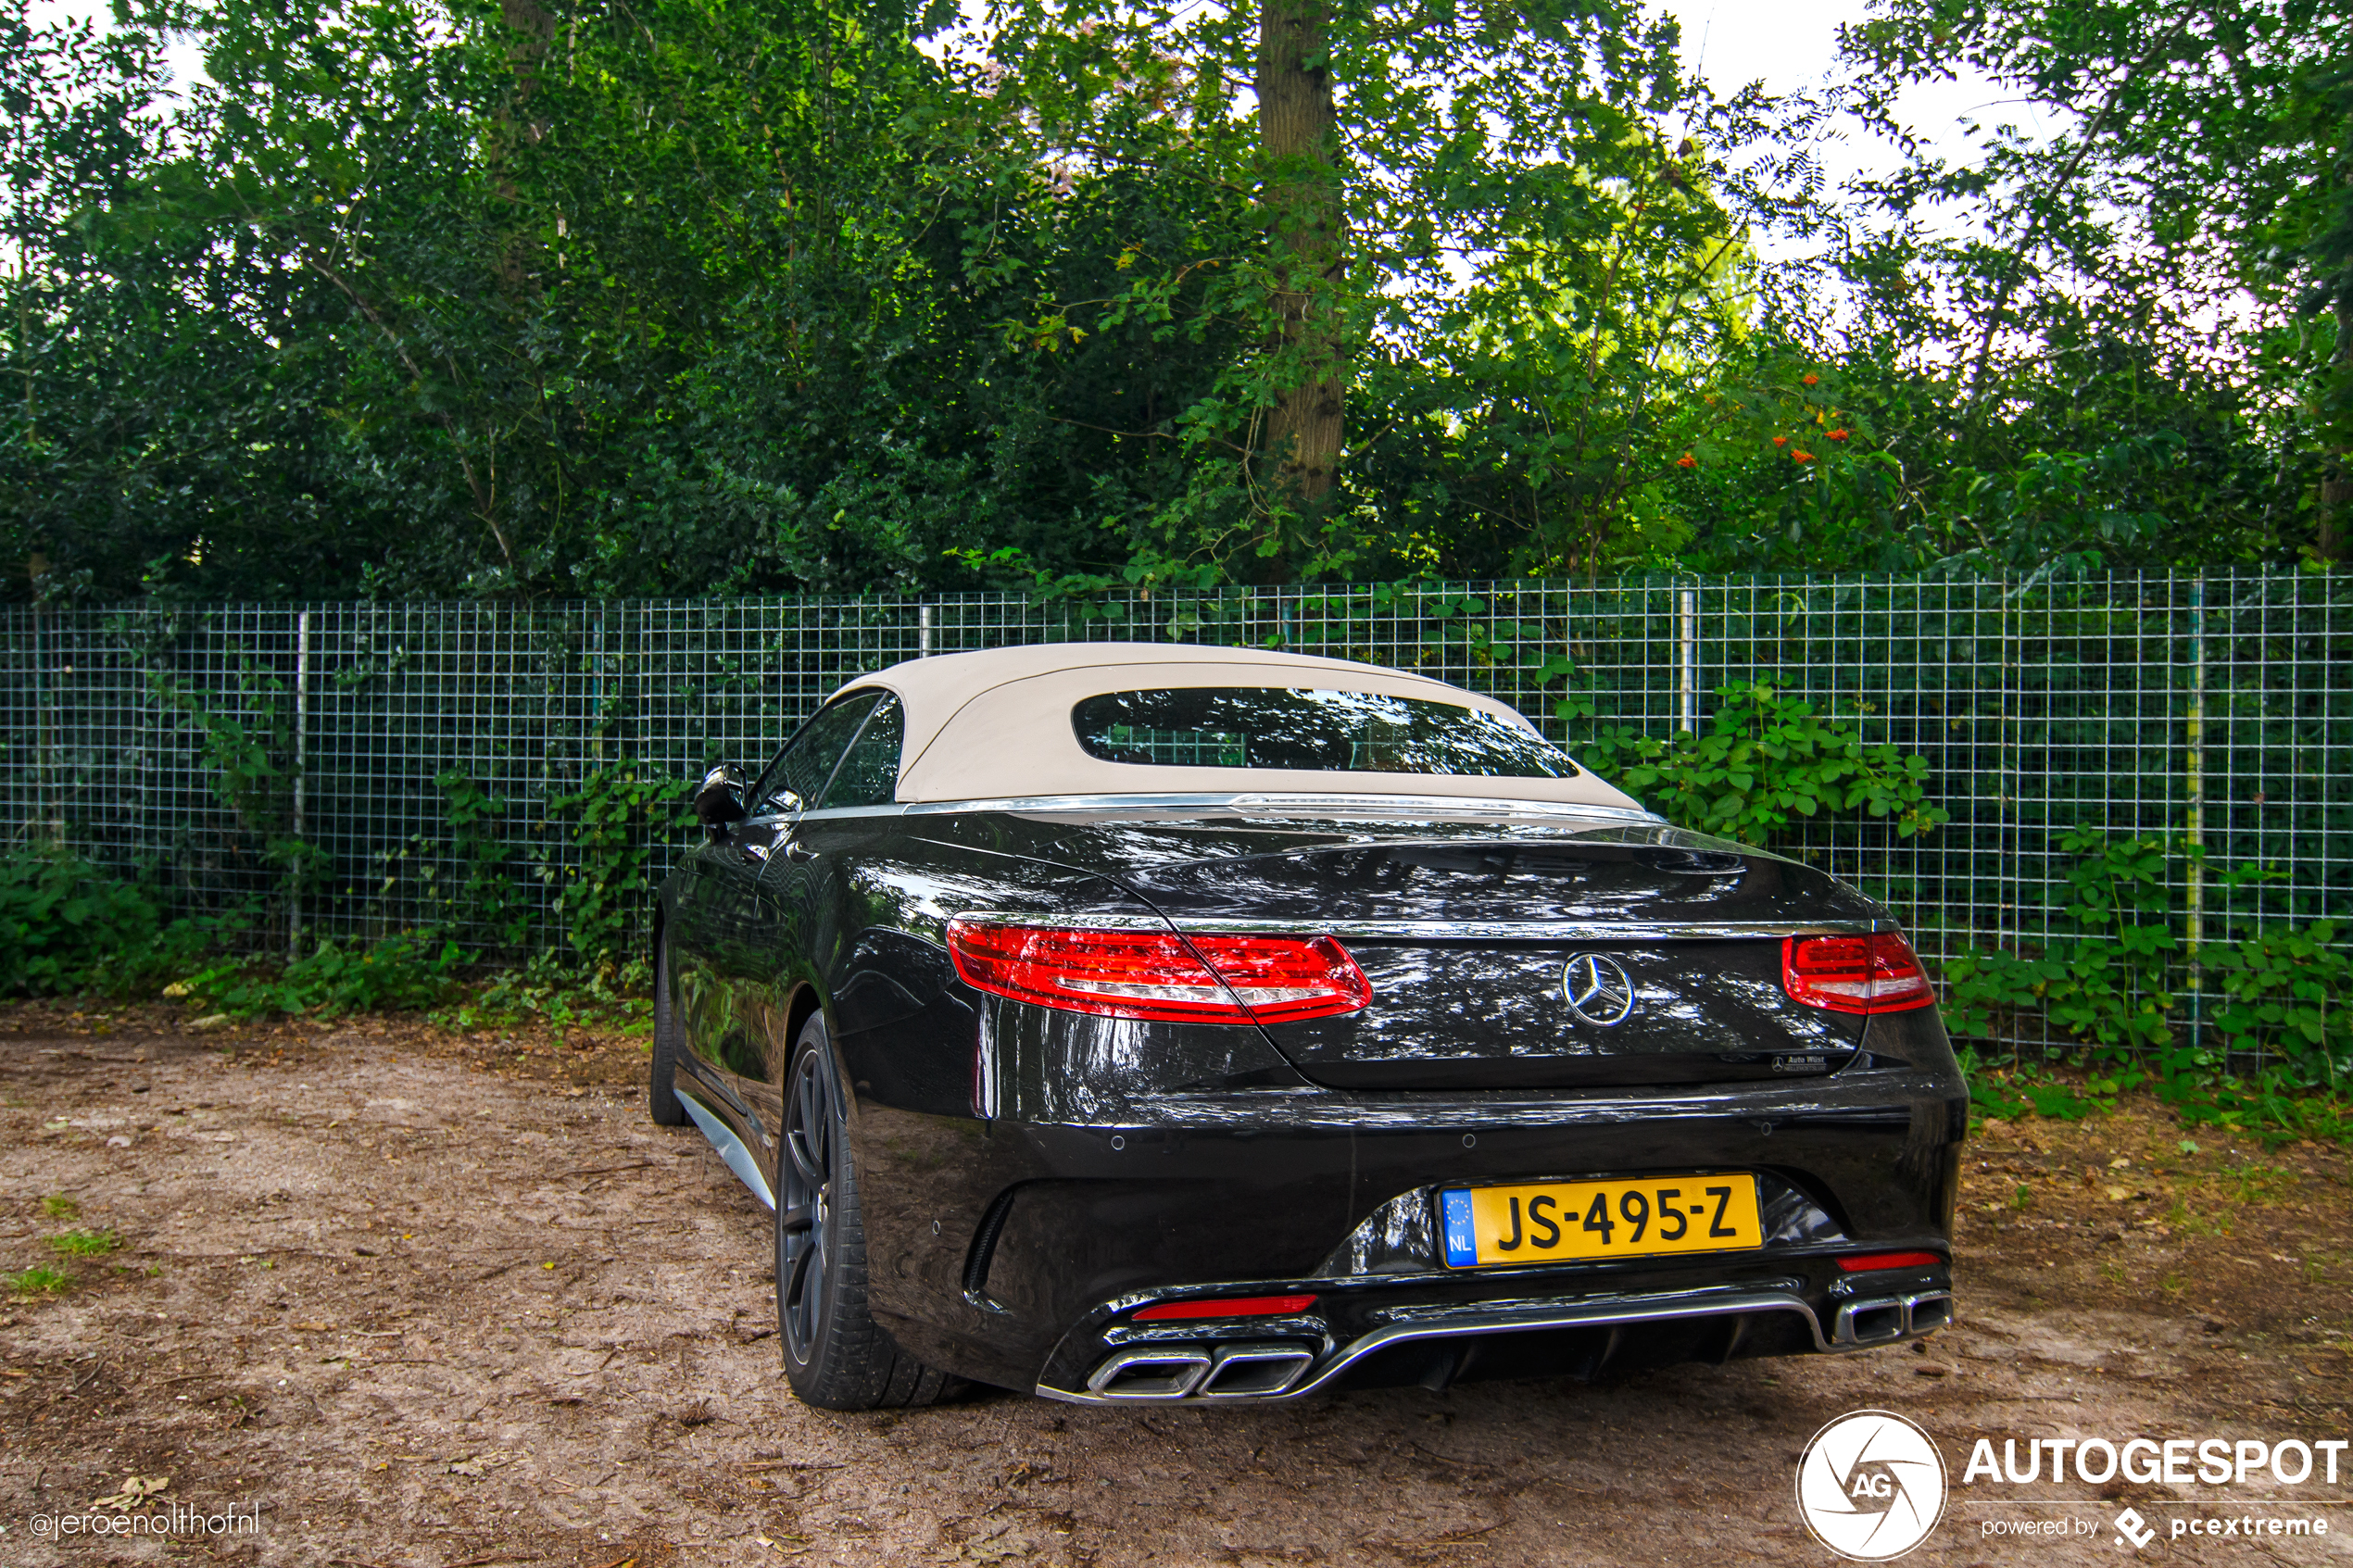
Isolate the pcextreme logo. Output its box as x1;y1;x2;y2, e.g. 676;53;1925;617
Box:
1796;1410;1950;1562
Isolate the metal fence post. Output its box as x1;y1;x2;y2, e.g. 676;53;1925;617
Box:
919;603;933;658
32;598;54;843
1676;586;1700;734
2184;574;2205;1055
290;608;310;962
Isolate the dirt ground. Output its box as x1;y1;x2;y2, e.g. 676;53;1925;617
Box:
3;1001;2349;1568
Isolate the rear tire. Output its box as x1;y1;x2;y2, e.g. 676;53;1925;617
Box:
648;929;686;1127
774;1012;964;1411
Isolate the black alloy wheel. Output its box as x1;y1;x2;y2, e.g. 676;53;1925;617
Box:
648;929;686;1127
774;1013;964;1410
775;1029;836;1365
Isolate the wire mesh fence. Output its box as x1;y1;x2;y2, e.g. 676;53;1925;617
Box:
5;572;2348;1051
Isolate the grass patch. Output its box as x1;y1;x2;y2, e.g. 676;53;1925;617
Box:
2160;1070;2353;1146
171;931;466;1021
4;1265;70;1298
2228;1163;2289;1207
2165;1197;2230;1238
41;1195;79;1221
431;954;653;1041
45;1228;120;1258
1961;1049;2353;1147
1960;1051;2125;1126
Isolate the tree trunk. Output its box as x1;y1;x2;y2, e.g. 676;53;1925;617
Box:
2322;289;2352;563
1256;0;1343;550
2320;107;2353;565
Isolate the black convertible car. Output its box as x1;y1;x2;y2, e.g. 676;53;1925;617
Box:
652;645;1965;1410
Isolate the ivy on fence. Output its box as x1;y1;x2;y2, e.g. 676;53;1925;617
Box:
1570;680;1949;850
1944;830;2350;1090
543;763;693;973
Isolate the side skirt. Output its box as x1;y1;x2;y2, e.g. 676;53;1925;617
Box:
677;1087;777;1211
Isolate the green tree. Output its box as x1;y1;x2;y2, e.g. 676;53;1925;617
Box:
965;0;1852;583
7;0;1256;599
1837;0;2353;562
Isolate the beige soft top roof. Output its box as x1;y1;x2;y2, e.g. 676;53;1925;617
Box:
827;643;1642;810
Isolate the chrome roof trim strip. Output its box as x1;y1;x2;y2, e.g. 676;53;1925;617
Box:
900;792;1664;823
952;913;1881;942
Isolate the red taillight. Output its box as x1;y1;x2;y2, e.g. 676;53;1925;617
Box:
944;918;1372;1025
1836;1251;1944;1273
1781;932;1935;1015
1132;1293;1318;1322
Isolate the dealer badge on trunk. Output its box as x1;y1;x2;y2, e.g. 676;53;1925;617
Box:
1559;952;1636;1026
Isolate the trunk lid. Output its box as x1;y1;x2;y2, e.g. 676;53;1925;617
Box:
1114;833;1876;1090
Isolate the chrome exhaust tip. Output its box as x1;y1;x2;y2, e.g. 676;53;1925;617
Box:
1196;1343;1315;1399
1906;1291;1954;1333
1085;1347;1214;1400
1834;1298;1906;1345
1834;1290;1953;1346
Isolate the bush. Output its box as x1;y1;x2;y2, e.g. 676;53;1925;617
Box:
0;848;201;997
1569;681;1948;848
1943;829;2182;1058
171;931;468;1020
2204;920;2352;1088
1945;830;2349;1090
544;763;692;968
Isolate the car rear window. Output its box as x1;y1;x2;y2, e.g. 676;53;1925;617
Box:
1071;688;1580;778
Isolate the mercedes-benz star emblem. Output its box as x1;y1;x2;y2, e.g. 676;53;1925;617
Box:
1560;952;1636;1027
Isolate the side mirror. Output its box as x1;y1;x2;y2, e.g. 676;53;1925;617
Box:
693;763;749;839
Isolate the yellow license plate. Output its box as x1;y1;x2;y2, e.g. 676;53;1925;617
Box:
1438;1173;1763;1267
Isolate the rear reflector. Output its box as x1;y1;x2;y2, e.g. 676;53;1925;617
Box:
1782;932;1936;1015
1836;1251;1944;1273
1132;1293;1319;1322
945;919;1371;1024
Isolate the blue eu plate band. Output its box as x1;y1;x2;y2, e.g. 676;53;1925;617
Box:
1440;1189;1478;1268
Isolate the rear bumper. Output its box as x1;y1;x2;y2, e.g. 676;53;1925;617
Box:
853;1060;1967;1396
1035;1252;1954;1404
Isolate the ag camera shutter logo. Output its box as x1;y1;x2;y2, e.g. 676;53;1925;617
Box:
1796;1410;1948;1561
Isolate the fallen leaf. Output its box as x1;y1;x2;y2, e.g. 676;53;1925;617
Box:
92;1474;170;1511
